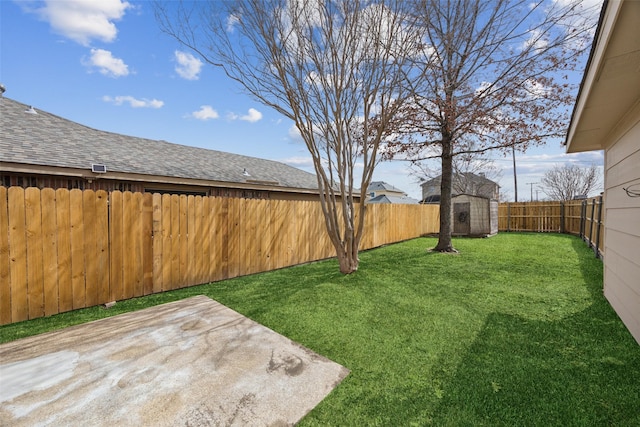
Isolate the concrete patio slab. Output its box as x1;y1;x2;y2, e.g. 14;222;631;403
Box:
0;296;349;426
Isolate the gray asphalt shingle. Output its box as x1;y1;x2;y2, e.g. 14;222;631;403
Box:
0;97;318;191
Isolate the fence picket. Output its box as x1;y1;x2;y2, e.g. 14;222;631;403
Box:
69;189;85;310
170;194;180;290
56;189;73;313
41;188;59;316
0;187;11;324
132;192;144;296
187;195;196;287
109;191;124;302
83;189;98;307
152;193;163;293
8;187;28;322
142;193;153;295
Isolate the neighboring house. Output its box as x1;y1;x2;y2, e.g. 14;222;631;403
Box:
565;0;640;344
0;95;320;201
366;181;419;204
421;172;499;203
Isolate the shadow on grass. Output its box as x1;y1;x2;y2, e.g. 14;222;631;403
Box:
428;238;640;427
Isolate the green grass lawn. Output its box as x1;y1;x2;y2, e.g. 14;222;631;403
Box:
2;233;639;426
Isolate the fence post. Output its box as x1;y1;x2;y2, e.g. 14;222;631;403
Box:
507;203;511;232
588;198;596;249
560;202;565;234
594;195;603;259
580;200;586;240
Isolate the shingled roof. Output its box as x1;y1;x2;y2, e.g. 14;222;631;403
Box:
0;97;318;192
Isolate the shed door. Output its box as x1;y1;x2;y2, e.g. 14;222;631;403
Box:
454;202;470;235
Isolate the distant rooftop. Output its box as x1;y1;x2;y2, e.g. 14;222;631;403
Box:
368;181;406;194
0;97;319;192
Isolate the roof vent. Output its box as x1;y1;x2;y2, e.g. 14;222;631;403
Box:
242;168;251;177
92;163;107;173
0;84;5;96
25;106;37;115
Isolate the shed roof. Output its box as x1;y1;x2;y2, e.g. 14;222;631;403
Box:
0;97;319;191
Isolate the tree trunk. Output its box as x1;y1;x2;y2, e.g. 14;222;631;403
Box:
336;248;359;274
434;137;456;252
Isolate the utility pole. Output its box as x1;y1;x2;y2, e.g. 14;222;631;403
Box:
526;182;538;202
512;146;518;202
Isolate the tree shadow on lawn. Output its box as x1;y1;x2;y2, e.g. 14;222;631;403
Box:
428;239;640;427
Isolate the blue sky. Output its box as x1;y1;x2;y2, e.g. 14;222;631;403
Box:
1;0;604;201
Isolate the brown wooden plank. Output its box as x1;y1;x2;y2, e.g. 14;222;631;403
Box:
133;192;144;296
109;191;124;302
210;196;223;281
286;201;297;267
55;189;73;313
25;187;45;319
170;194;180;289
299;200;311;264
194;196;204;284
269;199;285;270
69;189;86;310
201;196;212;283
122;191;134;299
41;188;59;316
161;194;172;291
179;195;188;287
0;187;12;324
187;195;196;286
240;198;253;275
227;198;240;278
152;193;164;293
8;187;28;322
142;193;154;295
257;199;270;273
83;190;98;308
218;197;230;280
95;190;110;304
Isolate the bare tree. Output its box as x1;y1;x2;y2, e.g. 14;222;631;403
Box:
155;0;419;273
383;0;599;252
541;163;601;201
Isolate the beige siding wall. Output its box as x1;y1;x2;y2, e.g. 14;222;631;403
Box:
603;109;640;345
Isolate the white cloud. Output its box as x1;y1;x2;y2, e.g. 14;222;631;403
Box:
522;29;549;52
524;79;551;99
280;156;315;167
226;14;240;32
174;51;203;80
239;108;262;123
228;108;263;123
103;95;163;108
29;0;131;46
84;49;129;77
192;105;219;121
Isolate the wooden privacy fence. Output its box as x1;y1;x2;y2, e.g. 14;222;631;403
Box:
498;195;604;257
0;186;439;325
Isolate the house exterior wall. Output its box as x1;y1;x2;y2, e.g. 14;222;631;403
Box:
602;106;640;344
